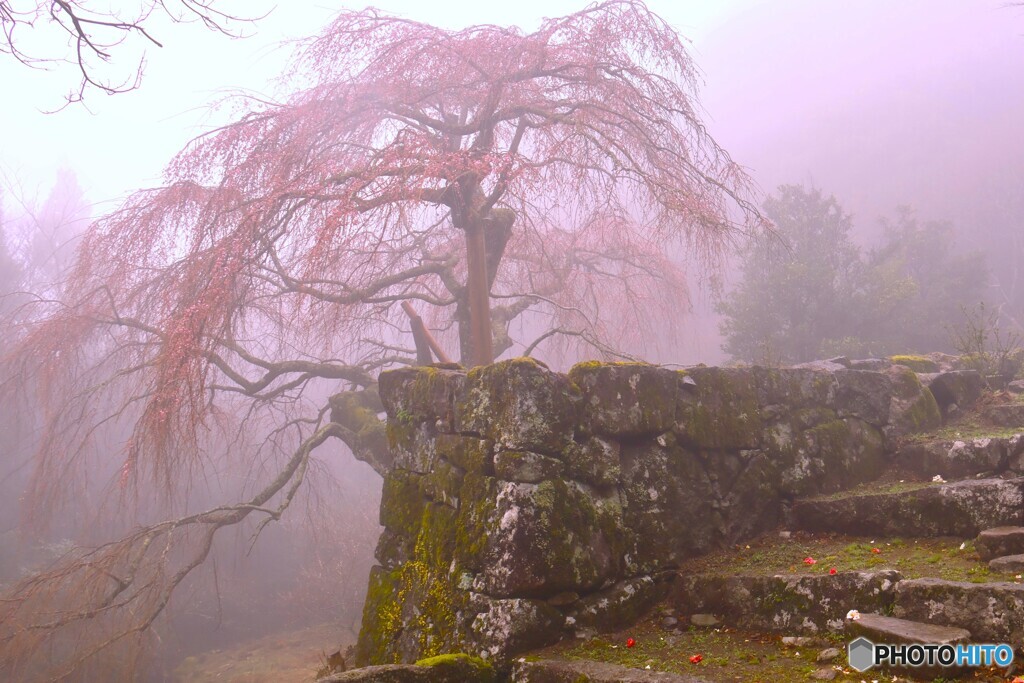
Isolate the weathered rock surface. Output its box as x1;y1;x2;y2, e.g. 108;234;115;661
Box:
988;554;1024;572
476;480;624;596
976;526;1024;561
510;659;711;682
456;358;580;453
920;370;983;414
845;612;971;645
894;437;1008;479
470;597;566;661
792;478;1024;537
889;356;940;373
884;366;942;439
569;362;681;437
848;358;891;371
319;665;437;683
493;450;565;483
845;612;972;679
568;575;670;631
354;358;950;666
894;578;1024;643
984;404;1024;428
379;366;466;430
563;436;621;488
672;570;901;633
831;369;892;425
319;653;495;683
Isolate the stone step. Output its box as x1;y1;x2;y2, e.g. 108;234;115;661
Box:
510;658;710;682
846;612;971;645
792;477;1024;537
894;577;1024;643
845;613;972;680
893;434;1022;480
976;526;1024;560
318;663;482;682
988;554;1024;572
672;570;900;634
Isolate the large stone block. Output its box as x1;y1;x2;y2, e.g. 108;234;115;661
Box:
976;526;1024;561
563;435;621;488
434;433;493;475
619;440;714;570
493;450;565;483
379;366;467;430
568;362;680;437
830;369;892;426
474;480;625;597
920;370;983;413
895;437;1008;479
751;366;836;408
510;659;712;682
568;575;671;631
769;418;885;497
894;578;1024;644
469;597;565;662
793;478;1024;537
675;367;764;450
884;366;941;439
455;358;580;454
673;570;901;633
319;655;495;683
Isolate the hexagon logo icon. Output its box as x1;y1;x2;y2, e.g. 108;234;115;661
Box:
847;636;875;672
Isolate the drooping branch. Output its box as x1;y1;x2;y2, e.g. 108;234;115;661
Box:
0;419;341;682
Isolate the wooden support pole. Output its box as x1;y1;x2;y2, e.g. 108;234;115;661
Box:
464;226;493;366
401;301;452;364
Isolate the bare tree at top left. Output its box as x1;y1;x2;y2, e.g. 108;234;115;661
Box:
0;1;253;103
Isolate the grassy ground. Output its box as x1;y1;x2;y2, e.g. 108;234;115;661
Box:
172;623;351;683
802;479;937;502
903;389;1024;444
905;422;1024;444
678;532;1022;584
541;616;1015;682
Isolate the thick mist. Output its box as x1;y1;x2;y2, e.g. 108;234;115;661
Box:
1;2;1023;681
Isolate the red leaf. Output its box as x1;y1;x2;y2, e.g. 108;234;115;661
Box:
690;654;703;664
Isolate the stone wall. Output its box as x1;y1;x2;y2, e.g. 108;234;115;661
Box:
351;358;945;666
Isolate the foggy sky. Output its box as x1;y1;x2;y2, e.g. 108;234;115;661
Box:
3;0;1023;361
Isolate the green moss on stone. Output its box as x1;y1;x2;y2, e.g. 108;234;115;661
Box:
414;652;495;681
380;470;427;538
678;369;764;449
890;355;940;373
436;433;492;474
386;417;417;452
355;565;404;665
454;473;498;571
568;362;677;437
421;459;463;507
904;391;943;432
458;358;578;452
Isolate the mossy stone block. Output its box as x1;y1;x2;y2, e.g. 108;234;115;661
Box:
568;361;679;437
455;358;580;454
